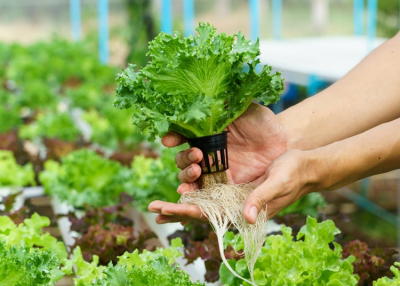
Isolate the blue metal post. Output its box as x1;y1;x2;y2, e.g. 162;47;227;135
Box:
307;74;323;96
271;0;282;40
353;0;364;36
98;0;109;64
161;0;172;33
366;0;377;52
249;0;260;42
70;0;81;41
183;0;194;36
272;100;284;114
361;177;370;197
338;188;398;226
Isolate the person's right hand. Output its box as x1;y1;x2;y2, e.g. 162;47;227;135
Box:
148;102;289;223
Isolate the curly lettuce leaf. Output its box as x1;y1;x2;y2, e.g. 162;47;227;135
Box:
115;22;284;140
0;242;64;286
73;238;203;286
19;112;81;142
0;214;69;285
130;146;183;210
82;105;146;151
341;240;398;285
221;217;359;286
70;223;156;266
278;192;326;217
0;150;35;187
94;256;204;286
0;213;67;261
39;149;135;207
373;262;400;286
0;105;21;134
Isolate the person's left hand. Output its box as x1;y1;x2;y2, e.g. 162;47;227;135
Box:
242;149;320;219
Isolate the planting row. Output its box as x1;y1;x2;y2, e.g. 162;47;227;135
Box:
1;190;400;286
0;37;399;285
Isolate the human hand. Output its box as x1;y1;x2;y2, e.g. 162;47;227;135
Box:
148;103;290;224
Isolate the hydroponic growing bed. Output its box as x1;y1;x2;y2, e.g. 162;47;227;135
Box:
0;26;399;286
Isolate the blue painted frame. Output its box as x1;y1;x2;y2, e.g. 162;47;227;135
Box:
183;0;194;36
161;0;172;33
366;0;377;52
70;0;81;41
272;0;282;40
98;0;109;64
249;0;260;42
353;0;364;35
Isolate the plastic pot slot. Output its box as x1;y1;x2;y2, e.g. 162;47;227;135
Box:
187;131;229;174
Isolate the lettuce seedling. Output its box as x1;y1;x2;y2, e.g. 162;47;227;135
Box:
115;23;282;285
115;22;283;140
72;238;204;286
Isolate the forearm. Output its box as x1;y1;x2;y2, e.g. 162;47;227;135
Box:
308;118;400;192
278;32;400;151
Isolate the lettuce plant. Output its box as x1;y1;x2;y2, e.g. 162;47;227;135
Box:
220;217;359;286
71;238;204;286
82;106;146;151
0;242;63;286
0;214;69;285
341;240;398;285
0;150;35;187
19;112;81;142
40;149;135;207
0;105;21;134
115;22;284;140
278;193;326;217
373;262;400;286
130;147;183;210
66;193;157;266
70;223;156;266
0;213;68;261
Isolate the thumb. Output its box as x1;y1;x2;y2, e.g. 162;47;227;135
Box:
243;180;279;224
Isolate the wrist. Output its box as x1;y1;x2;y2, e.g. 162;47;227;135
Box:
300;148;332;195
276;107;311;151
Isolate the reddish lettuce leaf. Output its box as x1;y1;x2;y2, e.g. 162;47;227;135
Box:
70;223;156;266
342;240;398;285
65;192;134;235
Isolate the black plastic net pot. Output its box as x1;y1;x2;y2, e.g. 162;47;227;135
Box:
187;131;229;188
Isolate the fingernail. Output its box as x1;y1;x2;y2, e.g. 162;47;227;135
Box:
249;206;259;222
158;219;168;224
188;151;196;162
162;211;173;216
187;167;195;177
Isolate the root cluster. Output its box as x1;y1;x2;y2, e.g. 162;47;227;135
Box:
179;181;268;285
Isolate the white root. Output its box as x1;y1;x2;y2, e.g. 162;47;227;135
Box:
179;183;268;285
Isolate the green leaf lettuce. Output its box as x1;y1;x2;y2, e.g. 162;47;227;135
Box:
220;217;359;286
115;22;284;140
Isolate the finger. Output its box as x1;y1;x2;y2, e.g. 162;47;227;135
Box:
148;200;168;213
178;164;201;183
161;203;206;222
175;148;203;169
161;131;187;147
243;180;281;224
155;214;183;224
181;221;190;226
177;182;199;194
